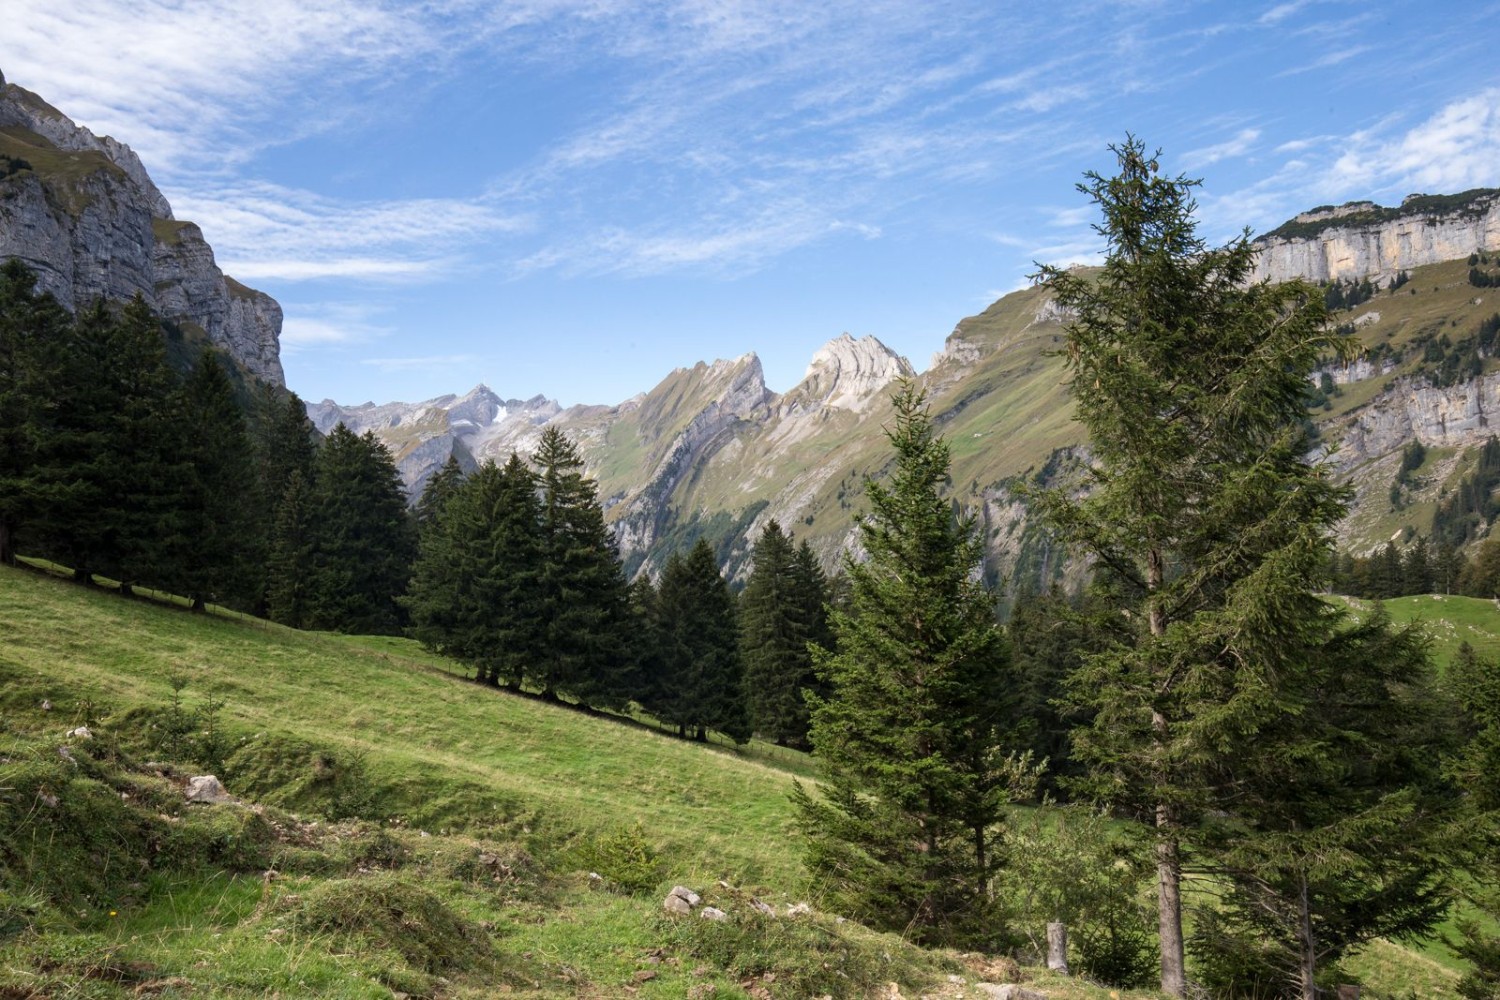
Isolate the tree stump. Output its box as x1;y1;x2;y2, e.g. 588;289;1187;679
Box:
1046;921;1069;975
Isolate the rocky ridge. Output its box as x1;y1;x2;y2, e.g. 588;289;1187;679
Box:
0;69;283;385
1251;189;1500;287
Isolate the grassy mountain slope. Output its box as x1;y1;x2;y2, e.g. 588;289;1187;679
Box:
560;257;1500;582
1;565;1482;997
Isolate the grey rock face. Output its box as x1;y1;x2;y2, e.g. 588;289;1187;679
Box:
0;80;283;384
1252;192;1500;286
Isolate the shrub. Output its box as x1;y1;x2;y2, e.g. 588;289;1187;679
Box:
570;822;664;895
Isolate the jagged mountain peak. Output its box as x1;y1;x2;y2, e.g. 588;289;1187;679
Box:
788;332;914;413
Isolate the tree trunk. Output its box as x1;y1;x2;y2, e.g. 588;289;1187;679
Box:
1148;545;1186;998
1298;875;1318;1000
1156;806;1186;997
0;519;12;566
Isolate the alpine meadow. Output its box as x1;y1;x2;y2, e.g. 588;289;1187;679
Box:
6;12;1500;1000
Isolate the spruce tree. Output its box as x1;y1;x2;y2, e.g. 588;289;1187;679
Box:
1447;642;1500;1000
1191;608;1455;998
0;259;69;566
415;454;467;531
740;521;823;747
37;296;181;587
171;349;258;611
654;539;750;742
250;386;318;613
531;427;633;707
405;454;545;688
305;424;416;634
794;380;1017;948
267;468;315;627
1034;137;1433;996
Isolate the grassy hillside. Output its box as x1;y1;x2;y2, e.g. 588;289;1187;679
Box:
3;566;1486;997
0;566;1157;999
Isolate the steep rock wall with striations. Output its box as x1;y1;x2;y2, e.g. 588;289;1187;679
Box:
1251;190;1500;286
1331;372;1500;469
0;71;284;385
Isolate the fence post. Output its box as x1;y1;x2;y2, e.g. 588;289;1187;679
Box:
1046;921;1069;975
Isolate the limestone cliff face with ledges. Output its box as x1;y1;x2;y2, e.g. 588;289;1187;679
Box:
0;70;283;384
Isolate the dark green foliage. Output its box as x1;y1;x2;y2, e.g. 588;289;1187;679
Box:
266;468;315;626
1033;137;1372;996
415;453;466;530
0;259;69;566
251;386;318;613
650;539;750;742
532;427;634;707
795;381;1017;949
171;349;259;611
1192;608;1457;998
570;823;664;895
405;454;546;689
34;296;181;585
1440;643;1500;1000
1005;584;1124;798
1323;276;1375;312
739;521;831;748
304;424;416;634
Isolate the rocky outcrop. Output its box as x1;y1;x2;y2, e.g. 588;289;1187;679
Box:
1252;190;1500;286
781;333;914;415
0;73;283;384
1332;372;1500;468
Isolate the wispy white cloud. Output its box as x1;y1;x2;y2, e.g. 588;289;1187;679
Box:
1274;45;1371;77
0;0;433;171
1329;88;1500;195
169;182;525;284
1204;89;1500;238
279;302;393;350
1258;1;1308;26
1182;127;1261;169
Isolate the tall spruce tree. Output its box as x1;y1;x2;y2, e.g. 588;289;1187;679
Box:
267;468;316;627
251;386;318;613
171;348;258;611
794;381;1017;948
531;427;633;707
37;296;182;587
740;521;825;747
1448;642;1500;1000
0;259;69;566
1189;607;1455;999
653;539;750;742
405;454;545;689
1034;138;1421;996
305;424;416;634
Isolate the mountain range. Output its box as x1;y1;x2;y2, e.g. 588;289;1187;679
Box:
5;71;1500;586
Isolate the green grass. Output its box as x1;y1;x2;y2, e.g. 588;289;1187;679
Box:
3;564;1490;997
0;565;1033;997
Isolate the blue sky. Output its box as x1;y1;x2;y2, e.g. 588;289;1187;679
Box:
4;0;1499;406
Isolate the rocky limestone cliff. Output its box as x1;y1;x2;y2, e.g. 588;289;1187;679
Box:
1330;371;1500;470
0;71;283;384
1252;189;1500;287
